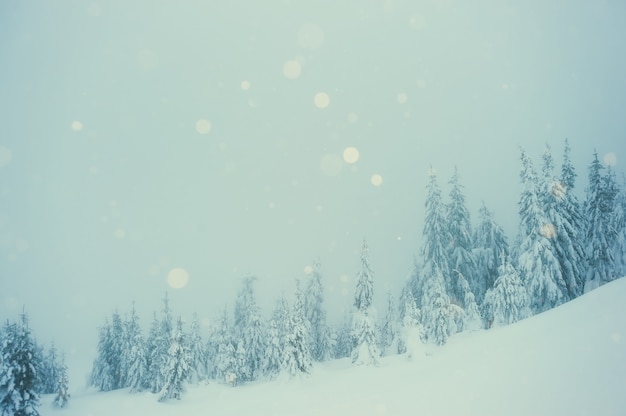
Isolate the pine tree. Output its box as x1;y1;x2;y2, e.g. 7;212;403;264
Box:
212;308;237;385
558;139;587;297
379;291;399;356
52;353;70;408
541;145;584;300
483;256;531;327
89;319;115;392
149;294;174;393
421;267;450;346
351;239;380;366
187;313;208;384
447;167;478;306
612;176;626;276
158;316;191;402
282;282;313;377
0;313;40;416
516;149;566;313
473;202;510;303
304;260;331;362
142;312;160;391
422;168;451;297
332;312;352;360
41;343;59;394
233;276;266;382
397;287;423;357
123;303;146;393
584;151;618;290
263;296;289;379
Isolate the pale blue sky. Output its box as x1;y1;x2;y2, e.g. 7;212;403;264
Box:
1;0;625;381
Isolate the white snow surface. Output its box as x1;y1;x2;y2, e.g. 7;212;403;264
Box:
45;278;626;415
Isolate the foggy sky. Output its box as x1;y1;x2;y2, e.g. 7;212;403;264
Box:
1;0;625;384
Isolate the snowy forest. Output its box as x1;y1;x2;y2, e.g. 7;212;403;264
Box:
2;141;626;413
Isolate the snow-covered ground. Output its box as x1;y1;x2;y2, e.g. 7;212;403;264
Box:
44;278;626;416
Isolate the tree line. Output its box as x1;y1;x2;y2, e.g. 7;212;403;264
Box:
89;140;626;402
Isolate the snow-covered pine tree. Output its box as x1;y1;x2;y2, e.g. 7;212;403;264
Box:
158;316;191;402
483;255;531;328
379;291;399;356
212;308;237;385
304;260;331;362
52;353;70;408
422;168;451;298
149;293;174;393
558;139;588;297
397;286;423;357
40;343;59;394
233;276;266;382
0;313;40;416
612;176;626;276
109;311;124;389
540;145;583;301
516;148;566;313
282;282;313;377
142;312;159;390
351;239;380;366
584;151;618;290
263;296;289;379
458;275;482;331
89;319;115;392
446;167;478;307
472;202;510;303
187;313;208;384
123;303;146;393
420;267;450;346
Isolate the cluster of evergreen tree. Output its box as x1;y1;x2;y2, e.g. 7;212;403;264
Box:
0;312;70;416
87;140;625;402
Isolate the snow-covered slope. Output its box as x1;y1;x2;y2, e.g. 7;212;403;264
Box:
46;278;626;416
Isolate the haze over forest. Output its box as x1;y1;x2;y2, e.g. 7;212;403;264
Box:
1;0;625;382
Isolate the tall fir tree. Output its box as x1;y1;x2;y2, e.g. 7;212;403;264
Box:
421;168;451;300
282;282;313;377
473;202;510;303
187;313;208;384
158;316;191;402
379;291;399;356
420;267;451;346
516;149;566;313
263;296;290;379
123;303;146;393
304;260;331;362
558;139;587;296
351;239;380;366
397;286;422;356
89;319;115;392
149;293;174;393
233;276;266;382
0;313;40;416
584;151;618;290
483;255;531;328
541;145;583;300
446;167;478;307
212;308;237;385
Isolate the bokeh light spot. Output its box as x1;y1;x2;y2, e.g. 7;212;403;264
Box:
604;152;617;166
551;181;567;201
240;80;250;90
114;228;126;239
71;121;83;131
283;60;302;79
347;112;359;123
195;119;212;134
320;154;343;176
167;267;189;289
314;92;330;109
343;147;360;164
304;265;314;275
397;92;408;104
371;174;383;187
